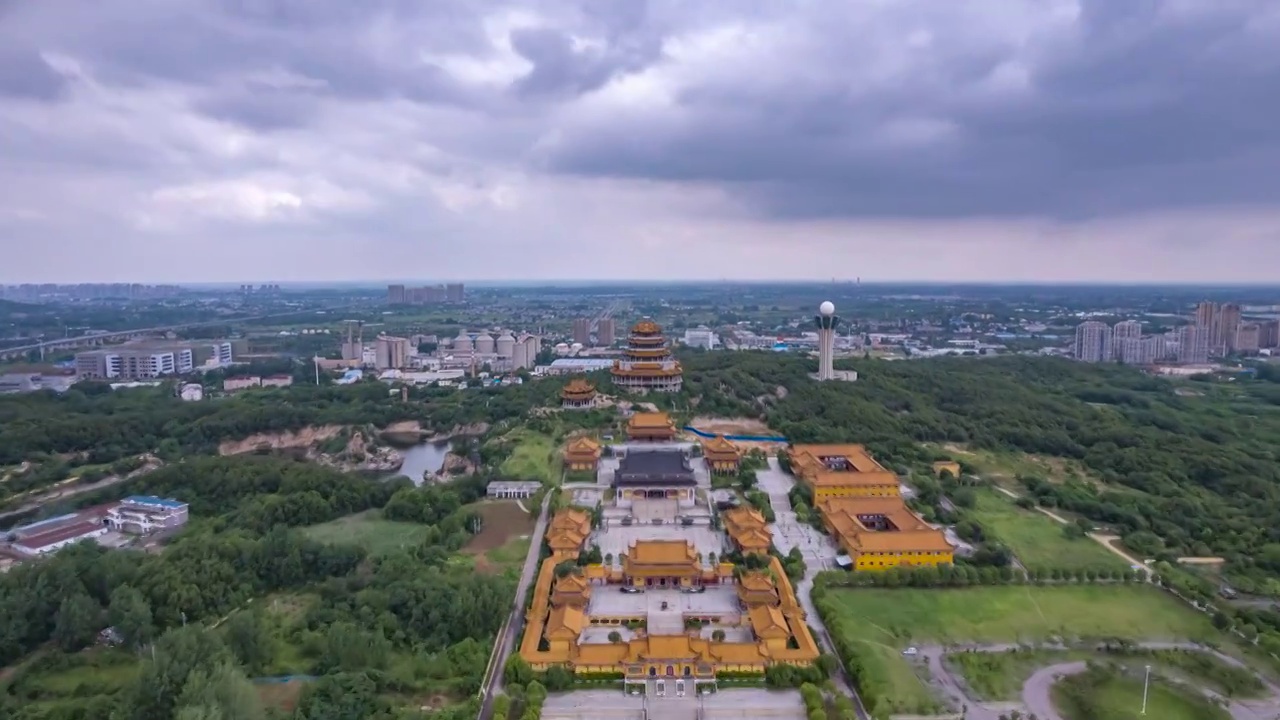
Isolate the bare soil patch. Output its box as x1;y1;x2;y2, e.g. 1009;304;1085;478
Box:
688;416;775;435
462;500;535;554
257;680;307;712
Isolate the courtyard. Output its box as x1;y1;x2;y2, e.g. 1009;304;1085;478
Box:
540;687;807;720
587;585;742;620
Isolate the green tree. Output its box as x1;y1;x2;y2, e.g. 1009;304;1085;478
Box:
130;626;234;720
174;661;266;720
53;592;100;652
109;585;154;650
223;609;273;674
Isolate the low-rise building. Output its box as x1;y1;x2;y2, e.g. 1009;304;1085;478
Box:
105;496;189;535
7;511;110;556
722;506;772;555
486;480;542;499
613;451;696;503
561;378;598;409
625;411;677;442
563;437;602;473
701;435;741;474
788;443;899;502
817;496;953;571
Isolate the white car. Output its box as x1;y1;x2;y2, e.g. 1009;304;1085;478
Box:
902;647;919;657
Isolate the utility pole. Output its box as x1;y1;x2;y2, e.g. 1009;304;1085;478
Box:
1140;664;1151;715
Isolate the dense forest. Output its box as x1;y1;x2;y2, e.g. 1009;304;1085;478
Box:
0;457;512;719
677;352;1280;590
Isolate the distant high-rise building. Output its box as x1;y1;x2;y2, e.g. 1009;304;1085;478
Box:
1074;321;1111;363
597;318;616;346
1236;323;1261;354
1260;320;1280;349
572;318;591;346
446;283;465;303
1177;325;1209;364
1111;320;1142;360
387;284;406;304
1195;301;1242;356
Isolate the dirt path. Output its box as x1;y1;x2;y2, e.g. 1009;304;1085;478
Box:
991;485;1150;576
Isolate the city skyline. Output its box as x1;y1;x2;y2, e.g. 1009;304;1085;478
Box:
3;2;1280;284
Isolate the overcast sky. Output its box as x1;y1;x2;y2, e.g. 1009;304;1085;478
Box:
3;0;1279;284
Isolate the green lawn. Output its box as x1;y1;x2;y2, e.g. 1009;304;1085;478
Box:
1053;673;1230;720
498;430;560;483
969;489;1128;570
302;510;430;557
948;649;1091;700
818;585;1225;716
950;647;1265;701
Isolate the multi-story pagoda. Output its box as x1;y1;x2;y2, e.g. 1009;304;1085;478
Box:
561;378;598;409
611;319;683;392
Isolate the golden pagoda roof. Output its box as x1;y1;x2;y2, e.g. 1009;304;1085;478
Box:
631;319;663;335
546;605;586;640
702;435;739;455
546;508;592;551
748;605;790;640
562;378;597;395
564;436;602;456
553;572;591;598
629;411;674;428
739;571;776;593
628;539;697;565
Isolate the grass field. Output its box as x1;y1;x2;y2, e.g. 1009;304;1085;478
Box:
460;501;535;575
819;585;1224;715
948;649;1091;700
302;510;431;557
1052;673;1230;720
498;430;560;483
969;489;1128;570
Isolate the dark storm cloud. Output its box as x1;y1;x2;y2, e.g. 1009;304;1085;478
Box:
509;26;662;98
543;1;1280;220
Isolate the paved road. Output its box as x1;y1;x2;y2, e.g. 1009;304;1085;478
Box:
756;458;871;720
920;641;1280;720
476;492;553;720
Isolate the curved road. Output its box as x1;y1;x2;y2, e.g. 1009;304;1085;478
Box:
922;642;1280;720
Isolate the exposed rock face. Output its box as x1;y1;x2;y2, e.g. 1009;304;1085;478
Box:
219;426;345;455
219;425;403;472
427;422;491;441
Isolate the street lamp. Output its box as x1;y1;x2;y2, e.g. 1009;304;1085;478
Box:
1140;664;1151;715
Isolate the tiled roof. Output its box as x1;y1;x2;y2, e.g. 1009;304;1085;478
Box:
627;539;697;565
629;411;674;428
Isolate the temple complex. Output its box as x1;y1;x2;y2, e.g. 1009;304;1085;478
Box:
561;378;598;409
613;451;697;503
519;493;820;687
722;506;772;555
788;443;900;501
611;319;683;392
701;435;741;474
562;437;602;473
817;496;954;570
626;411;678;442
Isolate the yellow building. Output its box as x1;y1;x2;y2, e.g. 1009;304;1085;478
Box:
817;496;954;571
722;506;772;555
562;378;598;410
622;540;702;589
626;411;678;442
931;460;961;479
701;435;741;474
611;319;683;393
519;550;820;681
563;436;602;473
788;443;899;501
546;508;592;556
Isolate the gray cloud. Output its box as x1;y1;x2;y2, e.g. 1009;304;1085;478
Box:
2;0;1280;283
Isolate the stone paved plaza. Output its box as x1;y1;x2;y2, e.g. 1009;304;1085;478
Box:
540;688;807;720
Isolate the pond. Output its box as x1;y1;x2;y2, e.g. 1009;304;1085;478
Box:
385;440;451;486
